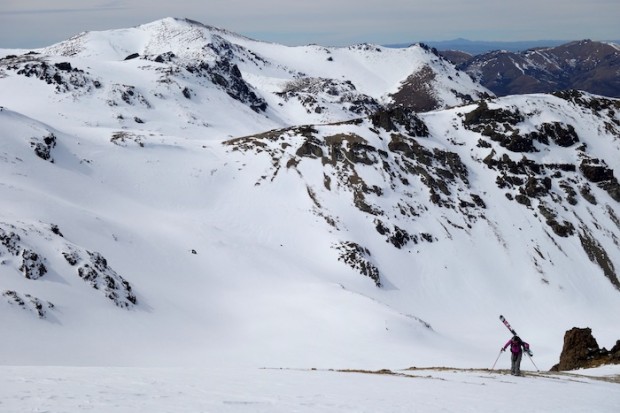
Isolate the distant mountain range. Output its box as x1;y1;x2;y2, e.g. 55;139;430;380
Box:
386;39;572;55
441;40;620;98
387;38;620;55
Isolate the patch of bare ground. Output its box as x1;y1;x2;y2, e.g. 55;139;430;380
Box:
262;366;620;384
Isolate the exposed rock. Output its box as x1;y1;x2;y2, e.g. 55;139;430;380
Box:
295;137;324;159
107;84;151;108
50;224;64;237
334;241;381;287
225;94;618;294
0;54;100;92
578;226;619;290
388;65;440;112
278;77;379;117
579;159;620;202
185;58;267;113
19;249;47;280
553;89;620;113
530;122;579;148
153;52;176;63
463;100;524;127
580;160;614;183
111;131;145;147
2;290;55;319
551;327;620;371
0;229;21;255
0;227;47;279
1;221;137;311
64;249;138;308
370;107;429;136
30;133;57;161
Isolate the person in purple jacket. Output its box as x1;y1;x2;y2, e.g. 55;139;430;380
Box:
501;335;531;376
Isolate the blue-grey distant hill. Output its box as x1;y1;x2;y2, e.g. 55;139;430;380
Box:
386;38;574;55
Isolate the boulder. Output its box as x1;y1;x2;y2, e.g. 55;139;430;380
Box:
551;327;620;371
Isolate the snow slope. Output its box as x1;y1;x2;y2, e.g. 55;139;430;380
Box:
0;20;619;410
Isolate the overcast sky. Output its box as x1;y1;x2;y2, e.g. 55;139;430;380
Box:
1;0;619;49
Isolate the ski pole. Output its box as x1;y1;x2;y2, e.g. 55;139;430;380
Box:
491;350;503;370
526;352;540;372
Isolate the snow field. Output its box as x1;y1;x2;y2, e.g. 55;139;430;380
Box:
1;365;618;413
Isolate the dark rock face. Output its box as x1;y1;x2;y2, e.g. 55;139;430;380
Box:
470;94;619;260
277;77;380;117
185;58;267;113
579;159;620;202
370;107;429;136
334;241;381;287
1;222;137;313
2;290;55;319
64;249;137;308
19;249;47;280
551;327;620;371
389;65;440;112
0;54;101;93
388;63;489;112
30;133;57;161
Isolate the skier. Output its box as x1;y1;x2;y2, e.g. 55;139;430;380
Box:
501;335;530;376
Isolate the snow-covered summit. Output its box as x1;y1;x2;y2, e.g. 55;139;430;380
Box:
43;17;240;60
31;17;491;119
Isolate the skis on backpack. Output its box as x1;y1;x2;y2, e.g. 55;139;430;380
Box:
499;315;534;357
500;315;518;336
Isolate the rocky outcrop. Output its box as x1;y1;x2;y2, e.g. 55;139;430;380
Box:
277;77;380;117
1;221;138;312
225;107;486;286
225;93;620;291
0;53;101;93
30;133;57;162
334;241;381;287
63;249;137;309
551;327;620;371
107;84;152;108
1;227;48;280
185;58;267;113
2;290;55;319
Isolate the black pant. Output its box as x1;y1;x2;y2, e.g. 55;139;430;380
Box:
511;352;523;375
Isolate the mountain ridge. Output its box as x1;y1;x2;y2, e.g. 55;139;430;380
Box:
387;38;573;55
0;18;619;369
450;39;620;98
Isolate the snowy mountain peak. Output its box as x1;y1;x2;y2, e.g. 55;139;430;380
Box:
1;17;492;142
42;17;238;61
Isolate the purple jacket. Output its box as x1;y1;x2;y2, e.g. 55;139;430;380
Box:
503;337;529;354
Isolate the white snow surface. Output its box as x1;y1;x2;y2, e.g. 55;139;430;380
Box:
1;17;619;412
1;365;619;413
